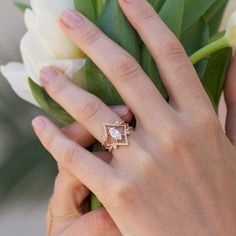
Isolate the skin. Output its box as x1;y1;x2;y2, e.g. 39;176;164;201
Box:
32;0;236;235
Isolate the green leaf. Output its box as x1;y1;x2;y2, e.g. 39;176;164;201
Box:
202;47;232;110
140;47;168;99
181;17;210;78
159;0;185;37
74;0;96;22
14;1;31;12
204;0;228;22
85;0;140;106
205;0;228;35
28;78;74;125
94;0;107;18
148;0;166;11
182;0;215;32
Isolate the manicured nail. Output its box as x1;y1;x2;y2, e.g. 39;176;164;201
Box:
40;67;57;84
123;0;139;3
32;117;46;132
61;9;85;29
112;106;129;116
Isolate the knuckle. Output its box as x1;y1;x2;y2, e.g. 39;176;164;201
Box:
160;39;186;60
50;76;69;96
45;130;57;151
196;111;221;133
139;11;156;22
80;96;102;121
82;27;102;45
161;127;187;155
137;149;158;175
112;54;141;82
62;144;77;166
112;181;136;208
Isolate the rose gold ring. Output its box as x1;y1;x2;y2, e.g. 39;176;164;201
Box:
102;121;133;152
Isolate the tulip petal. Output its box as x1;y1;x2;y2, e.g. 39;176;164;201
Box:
220;0;236;30
20;31;57;84
30;0;83;58
0;62;39;107
39;59;86;88
24;9;36;31
21;32;86;87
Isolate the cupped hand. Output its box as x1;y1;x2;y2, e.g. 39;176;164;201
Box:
32;0;236;235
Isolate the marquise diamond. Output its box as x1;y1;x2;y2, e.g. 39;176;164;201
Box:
109;128;122;140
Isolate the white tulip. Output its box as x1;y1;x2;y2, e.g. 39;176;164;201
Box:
0;0;85;107
226;11;236;48
220;0;236;30
0;62;39;107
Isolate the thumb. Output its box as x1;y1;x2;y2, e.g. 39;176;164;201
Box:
225;54;236;147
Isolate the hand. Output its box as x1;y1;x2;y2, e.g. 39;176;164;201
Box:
32;0;236;235
46;105;132;236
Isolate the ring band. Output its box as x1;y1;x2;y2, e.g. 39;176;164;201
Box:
102;121;133;152
47;199;80;236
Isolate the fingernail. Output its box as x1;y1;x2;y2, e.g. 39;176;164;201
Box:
112;106;129;116
123;0;139;3
32;117;46;132
61;9;85;29
40;67;57;84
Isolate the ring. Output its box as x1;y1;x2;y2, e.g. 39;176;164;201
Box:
102;121;133;152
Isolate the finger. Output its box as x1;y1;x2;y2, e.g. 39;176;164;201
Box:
62;105;133;147
225;54;236;146
60;208;121;236
46;168;89;236
40;67;123;144
47;152;112;235
32;116;115;202
59;9;170;121
118;0;212;111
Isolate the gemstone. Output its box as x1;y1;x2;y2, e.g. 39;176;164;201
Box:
109;128;122;140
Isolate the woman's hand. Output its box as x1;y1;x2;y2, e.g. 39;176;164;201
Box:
46;105;132;236
32;0;236;235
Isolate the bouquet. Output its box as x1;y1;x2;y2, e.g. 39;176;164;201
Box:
1;0;236;209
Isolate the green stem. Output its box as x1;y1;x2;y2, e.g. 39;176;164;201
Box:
91;194;103;209
190;35;229;64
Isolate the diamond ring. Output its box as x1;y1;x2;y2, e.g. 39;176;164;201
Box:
102;121;133;152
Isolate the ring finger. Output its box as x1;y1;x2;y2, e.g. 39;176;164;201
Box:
62;105;133;147
40;67;124;145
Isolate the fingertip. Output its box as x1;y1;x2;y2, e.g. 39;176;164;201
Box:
39;67;58;85
111;105;133;122
32;116;47;133
60;9;85;29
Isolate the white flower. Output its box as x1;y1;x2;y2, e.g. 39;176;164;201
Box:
220;0;236;30
226;11;236;48
0;0;85;106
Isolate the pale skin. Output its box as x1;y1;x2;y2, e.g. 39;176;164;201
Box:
31;0;236;235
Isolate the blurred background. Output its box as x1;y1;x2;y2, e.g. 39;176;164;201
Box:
0;1;57;235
